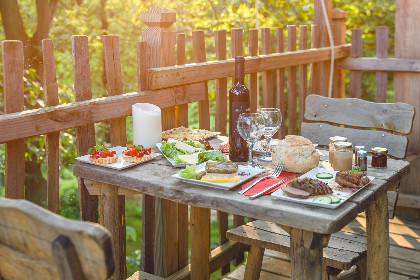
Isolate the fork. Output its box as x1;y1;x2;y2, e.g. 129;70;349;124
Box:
238;162;284;194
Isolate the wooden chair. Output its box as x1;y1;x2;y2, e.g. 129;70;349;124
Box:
0;196;162;280
227;94;415;279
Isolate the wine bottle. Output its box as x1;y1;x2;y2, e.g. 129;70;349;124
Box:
229;56;250;162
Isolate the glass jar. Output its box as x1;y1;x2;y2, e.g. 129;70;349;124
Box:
371;147;388;168
333;142;353;171
329;136;348;166
357;150;368;171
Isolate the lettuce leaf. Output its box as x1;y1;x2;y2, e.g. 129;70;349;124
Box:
177;165;199;179
198;150;225;163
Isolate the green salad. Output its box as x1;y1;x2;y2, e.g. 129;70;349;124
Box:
160;140;225;164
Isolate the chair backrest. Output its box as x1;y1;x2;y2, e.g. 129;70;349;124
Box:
0;197;114;280
301;94;415;158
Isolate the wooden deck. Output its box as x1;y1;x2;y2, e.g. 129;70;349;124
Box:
224;214;420;280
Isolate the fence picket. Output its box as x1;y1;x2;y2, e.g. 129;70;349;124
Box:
176;33;189;128
192;30;211;130
215;30;228;135
276;28;286;139
249;29;259;113
332;8;347;98
2;41;25;200
309;24;321;95
261;27;274;108
349;28;363;98
376;27;388;103
42;39;60;214
299;26;308;130
72;35;98;223
288;25;297;135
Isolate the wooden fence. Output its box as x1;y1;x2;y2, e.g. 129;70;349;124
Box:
1;3;420;278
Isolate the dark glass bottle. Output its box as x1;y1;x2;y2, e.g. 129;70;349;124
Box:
229;56;250;162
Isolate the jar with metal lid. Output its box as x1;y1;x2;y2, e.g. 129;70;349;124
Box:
333;142;353;171
329;136;348;166
371;147;388;168
357;150;368;171
354;146;365;166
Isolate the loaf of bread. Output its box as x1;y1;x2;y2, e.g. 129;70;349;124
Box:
270;135;320;173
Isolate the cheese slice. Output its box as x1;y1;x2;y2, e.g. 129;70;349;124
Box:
201;174;240;183
177;153;200;164
175;141;196;154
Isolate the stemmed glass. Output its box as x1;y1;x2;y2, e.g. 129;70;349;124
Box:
257;108;282;161
237;113;265;167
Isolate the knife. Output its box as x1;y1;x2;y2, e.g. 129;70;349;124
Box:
248;175;298;200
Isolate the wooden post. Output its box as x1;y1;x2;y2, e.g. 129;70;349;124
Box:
141;7;179;277
248;29;259;113
72;35;98;223
290;228;330;279
287;25;297;135
2;40;25;200
313;0;332;96
261;27;274;108
349;29;363;98
395;0;420;219
332;8;347;99
190;206;210;280
366;192;389;280
42;39;60;214
102;35;127;279
276;28;286;139
375;27;388;103
299;25;308;130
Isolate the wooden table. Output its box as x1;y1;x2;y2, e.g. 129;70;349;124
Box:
73;138;410;280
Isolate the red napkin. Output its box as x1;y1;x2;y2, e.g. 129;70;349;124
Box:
241;172;296;196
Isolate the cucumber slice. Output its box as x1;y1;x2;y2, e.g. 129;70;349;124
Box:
316;172;334;179
328;195;341;204
313;196;332;204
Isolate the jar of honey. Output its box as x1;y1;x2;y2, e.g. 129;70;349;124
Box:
333;142;353;171
329;136;348;166
371;147;388;168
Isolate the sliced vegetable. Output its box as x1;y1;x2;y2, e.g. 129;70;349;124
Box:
312;196;332;204
316;172;334;179
328;195;341;204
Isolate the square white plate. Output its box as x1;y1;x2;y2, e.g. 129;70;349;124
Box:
76;146;161;170
271;167;374;208
172;163;265;190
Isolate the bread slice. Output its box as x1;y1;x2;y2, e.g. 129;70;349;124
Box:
89;154;118;164
122;154;152;163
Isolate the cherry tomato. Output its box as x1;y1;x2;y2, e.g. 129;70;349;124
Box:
100;152;107;158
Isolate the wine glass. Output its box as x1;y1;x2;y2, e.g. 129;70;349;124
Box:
237;113;265;167
257;108;282;161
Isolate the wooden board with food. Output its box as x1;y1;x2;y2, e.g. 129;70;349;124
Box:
271;167;374;208
157;139;226;167
161;126;220;141
76;145;160;170
172;161;265;190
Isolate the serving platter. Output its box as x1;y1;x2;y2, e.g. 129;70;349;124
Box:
172;163;265;190
162;127;220;141
76;146;161;170
156;142;190;167
271;167;374;208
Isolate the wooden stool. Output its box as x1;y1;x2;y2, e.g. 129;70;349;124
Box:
227;220;367;280
127;271;165;280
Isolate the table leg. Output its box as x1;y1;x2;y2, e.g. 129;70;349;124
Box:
366;191;389;280
290;227;330;280
191;206;210;280
100;183;126;279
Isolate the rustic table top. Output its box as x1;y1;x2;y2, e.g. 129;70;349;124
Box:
73;137;410;234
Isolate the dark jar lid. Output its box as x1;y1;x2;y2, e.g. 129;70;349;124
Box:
371;147;388;154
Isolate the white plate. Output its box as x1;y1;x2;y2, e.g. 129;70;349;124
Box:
162;127;220;141
76;146;161;170
172;163;265;190
271;167;374;208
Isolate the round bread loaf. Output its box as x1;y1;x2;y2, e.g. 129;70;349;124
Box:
270;135;320;173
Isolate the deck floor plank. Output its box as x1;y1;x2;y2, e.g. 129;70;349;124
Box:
224;215;420;280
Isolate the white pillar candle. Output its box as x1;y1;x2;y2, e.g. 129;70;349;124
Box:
132;103;162;148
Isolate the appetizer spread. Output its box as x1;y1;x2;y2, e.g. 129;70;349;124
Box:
122;145;152;163
162;126;216;141
88;145;118;164
160;139;225;165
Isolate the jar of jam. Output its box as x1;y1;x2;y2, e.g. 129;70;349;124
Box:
371;147;388;168
329;136;348;166
333;142;353;171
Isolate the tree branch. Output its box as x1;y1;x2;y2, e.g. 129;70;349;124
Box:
34;0;52;39
0;0;28;41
